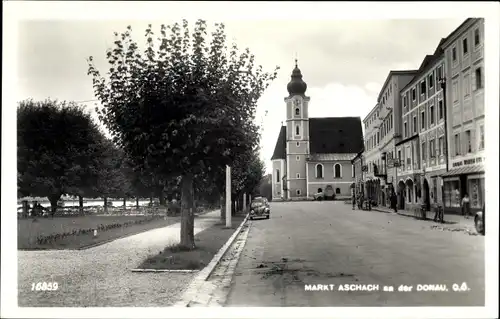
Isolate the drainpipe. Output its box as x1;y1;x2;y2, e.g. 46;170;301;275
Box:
439;77;449;172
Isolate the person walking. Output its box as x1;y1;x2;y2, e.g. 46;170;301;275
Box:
390;191;398;213
461;193;471;219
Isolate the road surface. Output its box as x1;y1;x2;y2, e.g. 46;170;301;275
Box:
224;201;484;306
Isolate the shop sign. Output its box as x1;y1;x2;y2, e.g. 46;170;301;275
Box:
452;156;485;168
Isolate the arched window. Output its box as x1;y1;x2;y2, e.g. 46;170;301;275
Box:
335;188;341;194
317;188;323;193
334;163;342;178
296;189;301;195
295;107;300;116
295;125;300;136
276;169;280;183
315;164;324;178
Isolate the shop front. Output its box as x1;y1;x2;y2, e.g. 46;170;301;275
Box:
441;157;485;215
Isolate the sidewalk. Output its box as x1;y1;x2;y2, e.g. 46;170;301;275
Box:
18;210;222;307
369;205;476;230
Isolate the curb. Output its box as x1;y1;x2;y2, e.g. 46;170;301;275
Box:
174;213;249;307
131;269;199;273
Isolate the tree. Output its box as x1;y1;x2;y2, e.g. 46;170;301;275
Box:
88;20;278;249
17;99;106;214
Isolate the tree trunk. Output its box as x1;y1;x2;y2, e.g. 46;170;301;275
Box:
136;197;139;209
48;194;60;216
78;195;84;215
180;173;195;249
220;194;226;221
104;197;108;214
123;197;126;209
231;200;236;216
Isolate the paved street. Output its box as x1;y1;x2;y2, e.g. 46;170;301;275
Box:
225;201;484;307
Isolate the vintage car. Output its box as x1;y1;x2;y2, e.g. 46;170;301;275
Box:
249;197;270;220
474;203;485;235
313;185;335;201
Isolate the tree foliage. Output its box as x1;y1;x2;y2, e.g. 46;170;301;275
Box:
17;99;106;212
88;20;278;248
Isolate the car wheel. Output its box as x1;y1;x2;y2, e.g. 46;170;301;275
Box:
475;216;484;235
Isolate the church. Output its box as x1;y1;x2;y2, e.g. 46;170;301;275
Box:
271;61;364;201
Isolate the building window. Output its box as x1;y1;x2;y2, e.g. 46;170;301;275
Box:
462;38;468;55
464;74;471;97
335;188;341;194
438;100;444;120
438;136;444;156
296;173;300;178
422;142;427;161
437;66;443;80
334;164;342;178
276;169;280;183
412;88;416;101
452;46;457;62
430;139;436;158
454;134;460;156
465;130;472;153
479;124;484;150
296;141;300;147
296;156;300;161
404;122;408;137
430;104;435;125
475;67;483;89
296;189;301;196
468;178;485;209
315;164;324;179
398;150;402;162
421;111;425;130
295;107;300;116
413;116;417;133
420;80;426;95
452;81;459;102
403;93;408;108
474;28;481;47
429;73;434;89
295;125;300;136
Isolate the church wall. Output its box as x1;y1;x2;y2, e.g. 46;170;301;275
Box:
306;160;355;197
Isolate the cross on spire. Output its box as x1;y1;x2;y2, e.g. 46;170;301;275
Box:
294;52;298;68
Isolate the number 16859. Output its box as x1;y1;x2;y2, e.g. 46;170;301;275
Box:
31;282;58;291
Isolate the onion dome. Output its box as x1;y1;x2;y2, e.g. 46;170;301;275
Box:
287;59;307;96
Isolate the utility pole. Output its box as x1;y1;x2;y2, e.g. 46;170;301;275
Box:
225;165;232;228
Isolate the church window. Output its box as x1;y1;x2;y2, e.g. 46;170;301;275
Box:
296;173;300;178
295;107;300;116
334;163;342;178
335;188;341;194
296;156;300;161
296;142;300;147
295;125;300;136
315;164;324;179
296;189;301;195
276;169;280;183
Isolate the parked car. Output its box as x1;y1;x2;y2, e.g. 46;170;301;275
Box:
313;185;335;201
474;204;485;235
249;197;270;220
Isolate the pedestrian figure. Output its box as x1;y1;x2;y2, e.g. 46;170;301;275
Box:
461;193;471;219
352;192;356;210
390;191;398;213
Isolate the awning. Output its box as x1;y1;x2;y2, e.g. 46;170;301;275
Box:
441;165;484;177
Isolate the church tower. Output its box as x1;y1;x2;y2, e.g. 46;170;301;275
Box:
284;59;310;199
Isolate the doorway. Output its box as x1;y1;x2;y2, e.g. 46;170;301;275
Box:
423;178;430;211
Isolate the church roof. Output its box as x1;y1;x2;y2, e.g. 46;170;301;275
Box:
309;117;364;154
308;153;358;162
271;126;287;160
270;117;364;160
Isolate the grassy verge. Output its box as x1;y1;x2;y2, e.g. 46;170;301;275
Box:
18;215;182;250
137;214;246;270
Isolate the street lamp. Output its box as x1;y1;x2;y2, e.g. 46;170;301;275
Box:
439;77;449;172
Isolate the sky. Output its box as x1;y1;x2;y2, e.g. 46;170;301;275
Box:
9;5;477;175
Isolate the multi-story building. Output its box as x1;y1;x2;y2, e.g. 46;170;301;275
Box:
362;103;383;204
396;40;447;212
373;70;418;208
270;60;364;201
440;18;485;215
